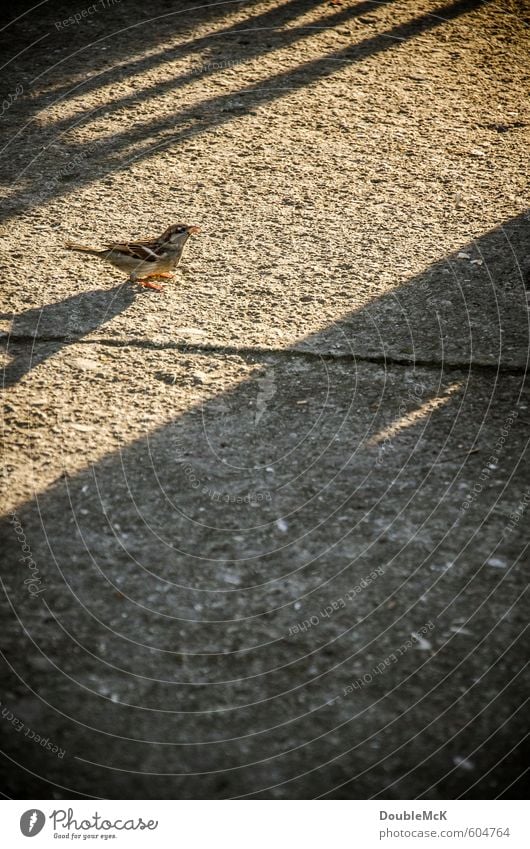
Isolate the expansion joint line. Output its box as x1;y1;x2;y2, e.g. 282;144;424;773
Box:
2;333;528;376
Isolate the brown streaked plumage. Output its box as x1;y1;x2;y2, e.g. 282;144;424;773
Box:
66;223;200;291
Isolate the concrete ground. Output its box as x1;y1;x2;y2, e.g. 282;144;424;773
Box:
0;0;529;799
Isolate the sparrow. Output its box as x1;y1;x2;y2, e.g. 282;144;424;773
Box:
66;223;200;291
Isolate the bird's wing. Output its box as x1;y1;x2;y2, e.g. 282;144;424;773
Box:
105;240;163;262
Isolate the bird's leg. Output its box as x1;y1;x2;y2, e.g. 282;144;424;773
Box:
138;280;165;292
128;271;164;292
139;268;174;290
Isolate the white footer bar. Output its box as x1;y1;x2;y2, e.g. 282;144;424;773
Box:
2;800;527;848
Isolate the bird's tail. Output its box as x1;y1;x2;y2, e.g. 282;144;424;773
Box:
65;242;103;256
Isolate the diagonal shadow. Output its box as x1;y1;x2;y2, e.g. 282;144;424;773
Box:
0;212;528;799
1;283;138;388
0;0;354;178
2;0;487;218
16;0;391;145
0;0;265;81
21;0;343;106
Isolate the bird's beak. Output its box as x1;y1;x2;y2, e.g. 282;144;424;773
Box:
188;225;201;235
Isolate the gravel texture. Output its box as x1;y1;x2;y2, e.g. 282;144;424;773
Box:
0;0;529;800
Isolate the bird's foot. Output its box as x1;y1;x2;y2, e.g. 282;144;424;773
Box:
138;280;165;292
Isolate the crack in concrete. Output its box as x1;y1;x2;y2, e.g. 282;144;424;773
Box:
2;333;528;375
